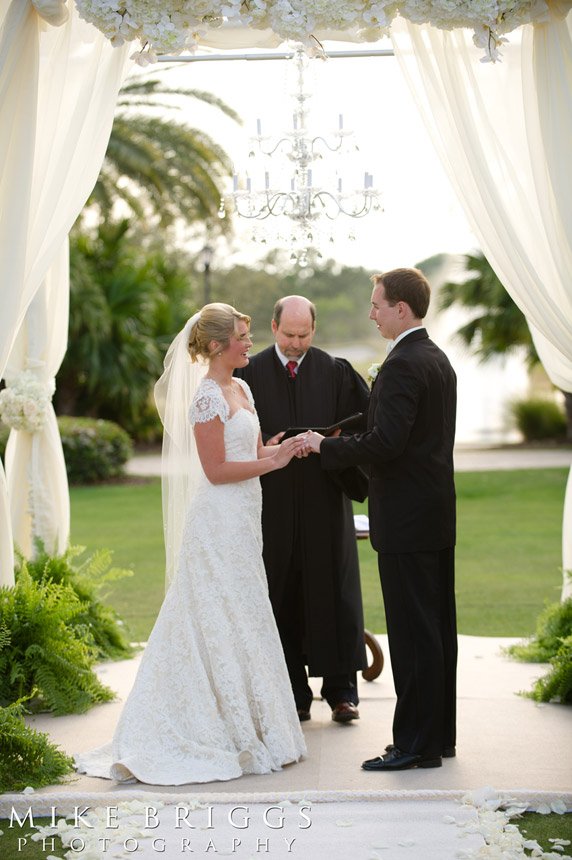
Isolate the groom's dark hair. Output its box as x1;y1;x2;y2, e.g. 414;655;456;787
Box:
371;268;431;320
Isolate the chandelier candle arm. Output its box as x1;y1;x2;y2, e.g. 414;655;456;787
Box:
223;43;382;264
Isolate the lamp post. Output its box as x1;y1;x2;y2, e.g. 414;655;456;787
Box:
200;244;213;305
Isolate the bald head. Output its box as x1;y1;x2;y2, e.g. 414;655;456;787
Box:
272;295;316;360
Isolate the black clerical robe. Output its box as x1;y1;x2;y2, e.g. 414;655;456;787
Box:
237;345;370;676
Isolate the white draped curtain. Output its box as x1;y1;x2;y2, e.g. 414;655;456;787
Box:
391;11;572;599
1;3;570;598
5;242;70;560
0;0;130;586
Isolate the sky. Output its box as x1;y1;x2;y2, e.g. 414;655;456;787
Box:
128;43;530;443
148;39;479;271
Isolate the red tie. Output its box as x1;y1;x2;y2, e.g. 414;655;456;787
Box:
286;360;298;379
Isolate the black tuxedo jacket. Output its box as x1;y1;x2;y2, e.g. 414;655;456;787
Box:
321;329;457;553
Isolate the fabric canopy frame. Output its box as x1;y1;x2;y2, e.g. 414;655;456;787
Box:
0;1;570;598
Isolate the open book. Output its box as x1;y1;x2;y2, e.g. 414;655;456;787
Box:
281;412;364;440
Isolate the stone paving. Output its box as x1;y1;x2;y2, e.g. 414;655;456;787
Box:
126;445;571;477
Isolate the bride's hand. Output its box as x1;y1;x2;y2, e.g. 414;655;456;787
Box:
272;436;305;468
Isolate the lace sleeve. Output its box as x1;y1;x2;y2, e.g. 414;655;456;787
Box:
190;380;229;425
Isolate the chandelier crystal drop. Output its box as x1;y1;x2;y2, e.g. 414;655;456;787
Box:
219;44;382;266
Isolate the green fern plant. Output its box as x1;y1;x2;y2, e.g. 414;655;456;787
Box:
21;544;134;661
0;698;75;792
0;567;114;714
505;588;572;704
506;596;572;662
528;635;572;704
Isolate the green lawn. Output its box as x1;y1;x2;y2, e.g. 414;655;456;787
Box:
69;468;569;642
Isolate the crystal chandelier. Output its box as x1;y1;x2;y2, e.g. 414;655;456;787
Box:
219;44;382;267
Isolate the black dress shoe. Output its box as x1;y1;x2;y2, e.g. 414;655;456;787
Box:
386;742;456;759
297;708;311;722
363;747;442;771
331;702;360;723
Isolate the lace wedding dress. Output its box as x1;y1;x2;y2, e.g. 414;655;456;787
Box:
76;378;306;785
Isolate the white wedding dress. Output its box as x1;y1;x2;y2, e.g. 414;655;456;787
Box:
76;378;306;785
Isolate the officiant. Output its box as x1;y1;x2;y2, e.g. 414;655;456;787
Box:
236;295;370;722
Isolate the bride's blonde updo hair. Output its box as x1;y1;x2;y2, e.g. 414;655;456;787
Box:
187;303;251;362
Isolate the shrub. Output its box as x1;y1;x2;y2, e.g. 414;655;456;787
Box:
0;698;74;793
511;397;567;441
22;544;134;661
58;416;133;484
0;566;114;714
529;635;572;704
506;597;572;663
0;416;133;483
506;592;572;704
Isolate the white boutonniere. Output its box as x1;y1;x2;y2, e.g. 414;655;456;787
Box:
367;363;382;386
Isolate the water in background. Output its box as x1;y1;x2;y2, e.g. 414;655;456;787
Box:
328;254;529;445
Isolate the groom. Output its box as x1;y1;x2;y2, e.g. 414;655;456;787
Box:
302;268;458;770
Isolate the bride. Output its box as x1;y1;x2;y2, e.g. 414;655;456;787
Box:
76;303;307;785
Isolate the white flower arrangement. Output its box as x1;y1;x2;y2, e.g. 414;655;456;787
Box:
0;371;55;434
72;0;553;64
367;362;382;384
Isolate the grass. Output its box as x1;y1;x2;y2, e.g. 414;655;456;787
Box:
518;812;572;853
69;479;164;643
358;468;567;635
68;468;569;642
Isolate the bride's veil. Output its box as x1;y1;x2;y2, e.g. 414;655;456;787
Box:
154;312;208;588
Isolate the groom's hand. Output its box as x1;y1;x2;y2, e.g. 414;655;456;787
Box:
297;430;325;454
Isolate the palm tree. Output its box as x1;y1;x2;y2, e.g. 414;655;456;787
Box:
56;218;196;438
439;251;571;438
439;252;538;366
86;71;241;230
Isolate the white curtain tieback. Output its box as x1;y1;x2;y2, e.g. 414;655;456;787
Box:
31;0;69;27
0;370;55;434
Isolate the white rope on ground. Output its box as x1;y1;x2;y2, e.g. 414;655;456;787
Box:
2;787;571;815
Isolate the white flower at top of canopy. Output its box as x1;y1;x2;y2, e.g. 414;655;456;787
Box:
367;362;382;385
73;1;555;64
